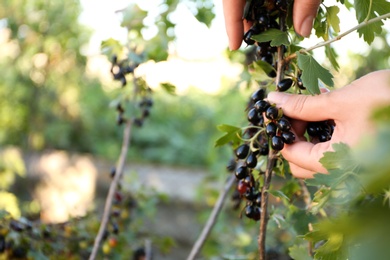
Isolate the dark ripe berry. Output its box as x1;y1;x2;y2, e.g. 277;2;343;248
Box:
243;175;253;186
258;13;269;25
261;53;273;65
134;118;144;127
271;136;284;151
265;106;279;120
243;30;256;45
252;206;261;221
251;88;266;103
235;165;249;180
112;222;119;234
297;77;306;90
245;153;258;168
277;117;291;131
142;108;150;118
114;191;123;203
245;205;255;218
226;157;237;172
275;0;287;10
258;145;269;156
111;208;121;217
247;108;262;125
133;247;146;260
237;180;249;195
120;76;127;87
11;246;27;258
10;220;24;232
235;144;250;159
307;122;320;136
277;78;293;92
116;103;124;113
318;133;331;142
110;167;116;178
254;100;270;113
255;193;262;206
281;131;295;144
244;187;258;200
103;230;110;241
111;55;118;65
267;69;277;78
0;236;5;253
117;114;126;125
265;122;277;137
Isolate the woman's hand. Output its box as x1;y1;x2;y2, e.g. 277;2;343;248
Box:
222;0;321;50
267;70;390;178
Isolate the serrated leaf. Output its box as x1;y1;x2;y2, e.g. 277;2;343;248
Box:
251;28;290;46
215;124;241;147
354;0;390;44
251;60;275;75
289;245;313;260
297;53;334;94
101;38;123;57
121;4;148;32
319;143;354;171
326;6;340;33
268;190;290;201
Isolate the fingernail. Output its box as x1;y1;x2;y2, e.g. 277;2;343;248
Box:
300;15;315;37
267;92;289;107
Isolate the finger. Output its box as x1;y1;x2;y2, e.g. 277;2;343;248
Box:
267;91;338;121
281;141;331;173
222;0;247;50
293;0;321;37
288;162;316;179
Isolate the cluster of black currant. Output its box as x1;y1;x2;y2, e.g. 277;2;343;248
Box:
243;0;287;77
111;55;153;128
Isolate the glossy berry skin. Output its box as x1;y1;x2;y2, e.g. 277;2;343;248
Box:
265;122;277;137
261;53;273;65
235;166;249;179
277;78;293;92
258;145;269;156
235;144;250;159
255;193;262;206
265;106;279;120
254;100;270;113
281;131;295;144
243;30;256;45
271;136;284;151
277;118;292;131
251;88;266;103
237;180;249;194
245;153;258;168
244;187;258;200
247;108;262;125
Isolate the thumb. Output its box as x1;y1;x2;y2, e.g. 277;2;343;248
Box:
267;91;335;121
293;0;321;37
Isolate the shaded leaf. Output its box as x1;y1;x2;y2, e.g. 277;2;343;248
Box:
297;53;334;94
268;189;290;201
251;28;290;46
215;124;242;147
160;82;176;95
289;245;313;260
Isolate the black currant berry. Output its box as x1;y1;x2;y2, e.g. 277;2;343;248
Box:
261;53;273;65
235;166;249;180
0;236;5;253
297;77;306;90
226;157;237;172
258;145;269;156
254;100;270;113
318;133;331;142
251;88;266;103
235;144;250;159
277;117;291;131
243;30;256;45
277;78;293;92
271;136;284;151
245;153;258;168
247;108;262;125
307;122;320;136
281;131;295;144
245;205;255;218
265;106;279;120
265;122;277;137
255;193;262;206
244;187;258;200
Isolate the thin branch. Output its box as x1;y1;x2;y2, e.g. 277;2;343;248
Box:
89;120;133;260
258;11;287;260
285;12;390;62
298;179;311;209
186;175;236;260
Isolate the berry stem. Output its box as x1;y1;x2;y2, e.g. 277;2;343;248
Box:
186;175;236;260
258;10;287;260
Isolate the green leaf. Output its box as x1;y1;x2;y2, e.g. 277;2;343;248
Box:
121;4;148;32
160;82;176;95
326;6;340;33
319;143;354;171
325;45;339;71
250;60;275;80
268;189;290;201
215;124;241;147
100;38;123;58
354;0;390;44
251;28;290;46
297;53;334;94
289;245;313;260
